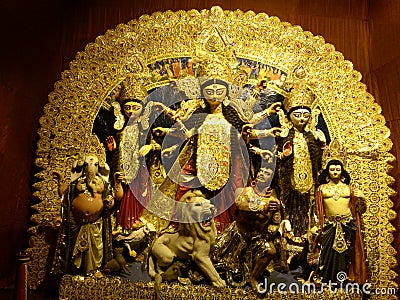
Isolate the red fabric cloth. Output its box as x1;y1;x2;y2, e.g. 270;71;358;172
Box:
117;165;150;230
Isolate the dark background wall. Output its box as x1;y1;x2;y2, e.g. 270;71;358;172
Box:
0;0;399;289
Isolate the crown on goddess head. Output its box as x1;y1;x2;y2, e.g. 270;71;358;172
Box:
193;27;248;87
119;74;148;101
283;81;315;111
194;53;234;84
322;138;347;169
120;54;150;101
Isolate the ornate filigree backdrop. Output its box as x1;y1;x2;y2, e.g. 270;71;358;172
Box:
29;6;397;296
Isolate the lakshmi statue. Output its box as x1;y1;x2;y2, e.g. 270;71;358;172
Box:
275;83;326;238
314;139;368;284
106;76;161;232
52;135;124;275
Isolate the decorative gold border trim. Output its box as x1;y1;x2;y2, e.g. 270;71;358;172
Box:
59;275;365;300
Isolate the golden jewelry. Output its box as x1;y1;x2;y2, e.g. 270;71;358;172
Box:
292;130;313;193
193;27;238;85
283;81;315;111
327;213;352;253
119;123;140;183
119;59;150;100
248;193;266;212
327;183;345;201
241;186;271;212
197;114;231;191
321;137;347;169
112;101;125;130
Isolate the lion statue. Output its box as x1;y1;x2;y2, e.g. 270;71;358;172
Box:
148;189;226;289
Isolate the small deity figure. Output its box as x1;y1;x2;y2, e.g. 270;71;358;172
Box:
314;139;368;284
210;166;282;290
275;82;326;237
52;135;123;275
107;76;161;232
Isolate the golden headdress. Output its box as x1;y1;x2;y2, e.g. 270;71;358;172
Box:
193;27;248;87
113;74;147;130
119;74;148;101
283;81;315;111
321;138;347;169
194;53;234;84
120;53;150;101
77;134;107;168
112;55;150;130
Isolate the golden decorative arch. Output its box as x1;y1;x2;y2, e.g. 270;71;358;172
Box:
29;6;397;297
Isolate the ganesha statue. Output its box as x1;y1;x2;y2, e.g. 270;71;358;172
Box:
52;135;123;276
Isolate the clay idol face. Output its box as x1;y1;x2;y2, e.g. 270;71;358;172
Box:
328;164;342;180
202;83;227;104
123;101;143;120
289;108;310;130
256;168;273;184
83;155;99;179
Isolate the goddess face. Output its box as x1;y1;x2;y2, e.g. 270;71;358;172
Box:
289;108;310;130
202;83;227;105
123;101;143;120
328;164;342;181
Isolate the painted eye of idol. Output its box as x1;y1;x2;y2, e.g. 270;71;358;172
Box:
292;111;310;119
202;83;227;102
289;108;310;129
123;101;143;118
123;104;141;111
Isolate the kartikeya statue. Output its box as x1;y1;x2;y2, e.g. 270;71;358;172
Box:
314;138;368;284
